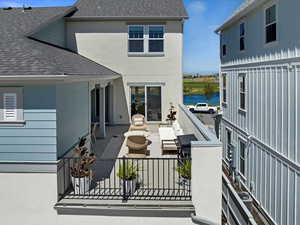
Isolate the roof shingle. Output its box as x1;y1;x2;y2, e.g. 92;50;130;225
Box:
73;0;188;19
0;6;119;77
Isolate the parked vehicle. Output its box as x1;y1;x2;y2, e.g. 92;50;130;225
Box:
187;103;217;114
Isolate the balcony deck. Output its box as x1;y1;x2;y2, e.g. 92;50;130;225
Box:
94;124;178;159
60;124;191;201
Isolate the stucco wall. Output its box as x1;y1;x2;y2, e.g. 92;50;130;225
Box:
0;85;57;161
56;82;90;159
0;172;196;225
66;20;183;123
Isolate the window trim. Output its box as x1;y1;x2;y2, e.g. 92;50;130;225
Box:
129;84;163;123
222;44;227;57
238;73;247;112
238;137;247;178
0;87;25;126
148;25;165;53
128;25;145;54
239;22;246;52
128;25;165;56
222;73;227;105
264;2;278;46
225;127;232;162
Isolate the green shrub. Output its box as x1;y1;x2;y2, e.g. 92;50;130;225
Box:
117;161;138;180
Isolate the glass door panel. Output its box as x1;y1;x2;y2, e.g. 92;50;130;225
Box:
146;87;162;121
131;86;145;117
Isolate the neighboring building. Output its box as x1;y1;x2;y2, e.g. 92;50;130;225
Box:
0;1;223;225
216;0;300;225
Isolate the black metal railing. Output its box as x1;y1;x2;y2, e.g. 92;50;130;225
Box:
58;157;191;201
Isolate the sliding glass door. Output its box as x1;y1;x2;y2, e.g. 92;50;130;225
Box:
146;87;162;121
131;86;145;116
130;86;162;122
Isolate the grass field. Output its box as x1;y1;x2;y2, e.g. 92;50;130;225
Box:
183;76;219;95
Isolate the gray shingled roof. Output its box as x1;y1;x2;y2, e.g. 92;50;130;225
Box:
73;0;188;19
0;6;120;76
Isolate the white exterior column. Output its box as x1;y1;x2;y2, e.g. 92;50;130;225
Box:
98;83;107;138
191;144;222;225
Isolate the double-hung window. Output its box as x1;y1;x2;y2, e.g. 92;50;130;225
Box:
239;23;245;51
222;73;227;104
265;4;277;44
149;26;164;52
239;140;246;176
0;87;24;124
128;26;144;53
128;25;164;54
239;73;246;110
222;44;227;57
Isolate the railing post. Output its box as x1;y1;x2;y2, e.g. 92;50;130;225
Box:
122;156;127;202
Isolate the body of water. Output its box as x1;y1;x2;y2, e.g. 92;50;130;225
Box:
183;92;220;105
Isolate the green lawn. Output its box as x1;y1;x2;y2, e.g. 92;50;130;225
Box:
183;79;219;95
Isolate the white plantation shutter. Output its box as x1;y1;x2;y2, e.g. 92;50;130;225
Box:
3;93;17;121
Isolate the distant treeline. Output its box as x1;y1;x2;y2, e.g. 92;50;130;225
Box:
183;73;219;79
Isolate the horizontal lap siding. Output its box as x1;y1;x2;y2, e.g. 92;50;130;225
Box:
0;86;57;161
221;61;300;225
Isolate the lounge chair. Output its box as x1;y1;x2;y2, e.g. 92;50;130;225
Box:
127;135;149;157
159;121;184;153
129;114;148;131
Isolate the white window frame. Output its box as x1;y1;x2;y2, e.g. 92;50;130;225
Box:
225;128;232;162
238;138;247;178
3;93;17;121
128;25;165;56
238;73;246;112
128;25;145;53
222;44;227;57
148;25;165;53
222;73;227;104
129;85;163;122
264;3;278;46
239;22;245;52
0;87;24;126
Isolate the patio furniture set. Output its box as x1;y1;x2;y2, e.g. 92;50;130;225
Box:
125;114;197;158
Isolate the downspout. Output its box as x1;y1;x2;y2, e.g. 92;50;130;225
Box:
191;213;220;225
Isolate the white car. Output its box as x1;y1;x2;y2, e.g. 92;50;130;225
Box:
187;103;217;114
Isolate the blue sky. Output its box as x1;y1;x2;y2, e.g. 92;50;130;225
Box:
0;0;243;74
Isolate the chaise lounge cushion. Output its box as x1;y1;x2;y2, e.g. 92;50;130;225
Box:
130;114;148;131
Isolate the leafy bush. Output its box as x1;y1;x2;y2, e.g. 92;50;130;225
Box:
176;160;191;180
117;161;138;180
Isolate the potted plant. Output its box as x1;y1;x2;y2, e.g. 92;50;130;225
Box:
117;160;138;196
166;103;177;124
176;160;191;185
70;146;96;195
